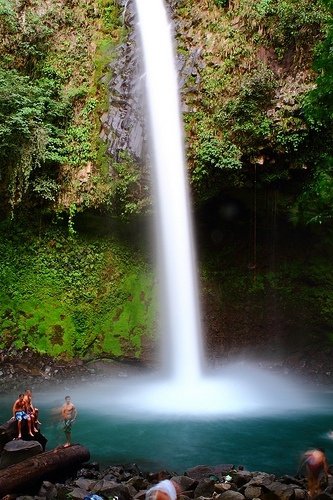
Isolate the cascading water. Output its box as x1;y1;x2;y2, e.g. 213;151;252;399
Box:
134;0;203;385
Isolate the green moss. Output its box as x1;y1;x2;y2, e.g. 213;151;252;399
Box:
0;220;155;359
92;272;155;357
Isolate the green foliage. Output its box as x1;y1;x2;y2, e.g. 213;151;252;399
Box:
32;176;59;202
17;12;53;65
0;66;73;209
0;220;155;358
98;0;122;33
0;0;124;217
214;67;276;157
214;0;228;7
303;1;333;125
295;1;333;224
0;0;17;34
194;129;242;180
202;225;333;340
253;0;326;56
0;68;48;205
91;272;155;357
293;157;333;224
65;125;95;166
109;152;151;218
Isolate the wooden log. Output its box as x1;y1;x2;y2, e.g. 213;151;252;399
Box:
0;444;90;496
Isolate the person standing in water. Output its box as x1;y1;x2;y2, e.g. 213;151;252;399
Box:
302;448;329;497
61;395;77;447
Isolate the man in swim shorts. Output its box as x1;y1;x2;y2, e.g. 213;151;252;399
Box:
24;388;40;433
12;393;34;439
61;395;77;447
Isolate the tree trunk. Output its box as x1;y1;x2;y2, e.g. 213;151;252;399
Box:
0;444;90;496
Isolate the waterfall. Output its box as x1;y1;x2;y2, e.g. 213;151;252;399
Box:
65;0;314;418
135;0;204;384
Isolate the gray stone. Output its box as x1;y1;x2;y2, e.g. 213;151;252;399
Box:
231;470;254;487
249;473;276;486
68;487;89;499
0;439;43;468
264;481;295;500
215;483;232;493
220;491;246;500
194;478;216;498
94;479;132;500
172;474;198;492
186;465;233;480
74;477;97;491
125;475;149;491
294;488;307;500
244;485;262;499
38;480;58;498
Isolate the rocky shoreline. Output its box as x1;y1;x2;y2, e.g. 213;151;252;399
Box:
4;457;333;500
1;346;333;396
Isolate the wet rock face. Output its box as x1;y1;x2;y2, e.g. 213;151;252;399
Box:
102;0;145;164
100;0;204;167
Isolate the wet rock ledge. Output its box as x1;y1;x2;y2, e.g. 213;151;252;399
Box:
6;461;333;500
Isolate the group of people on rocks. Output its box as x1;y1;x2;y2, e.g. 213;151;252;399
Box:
11;390;77;447
12;389;40;439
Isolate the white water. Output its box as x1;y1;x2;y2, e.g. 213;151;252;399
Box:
135;0;203;384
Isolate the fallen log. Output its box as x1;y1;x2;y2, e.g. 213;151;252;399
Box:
0;443;90;496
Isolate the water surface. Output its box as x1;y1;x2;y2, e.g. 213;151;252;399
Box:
1;379;332;476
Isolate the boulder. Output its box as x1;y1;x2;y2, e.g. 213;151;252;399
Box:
0;439;42;468
194;478;216;498
74;477;98;491
0;418;47;454
94;479;132;500
185;465;234;481
38;480;58;499
220;491;246;500
262;481;295;500
244;485;262;499
231;471;254;487
172;475;198;492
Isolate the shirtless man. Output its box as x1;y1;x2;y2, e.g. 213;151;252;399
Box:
61;395;77;447
303;448;329;497
24;389;39;433
12;393;34;438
